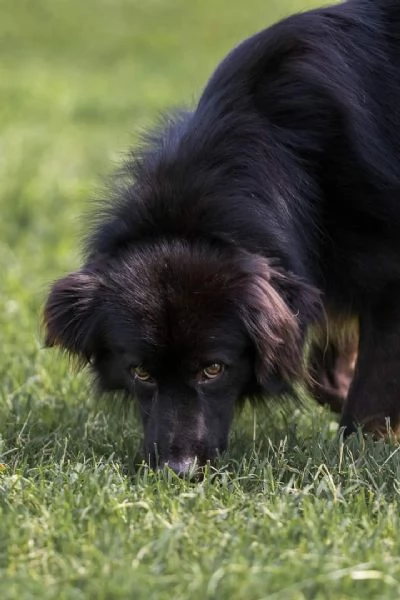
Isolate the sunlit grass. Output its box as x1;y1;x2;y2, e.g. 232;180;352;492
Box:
1;0;399;598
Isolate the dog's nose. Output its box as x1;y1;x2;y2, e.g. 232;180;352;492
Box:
165;457;197;475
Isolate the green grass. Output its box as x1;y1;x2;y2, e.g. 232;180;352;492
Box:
1;0;400;598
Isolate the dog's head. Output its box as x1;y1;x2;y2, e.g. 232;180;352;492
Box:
44;240;319;473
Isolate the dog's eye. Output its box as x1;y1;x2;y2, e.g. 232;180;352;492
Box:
202;363;224;380
130;365;153;383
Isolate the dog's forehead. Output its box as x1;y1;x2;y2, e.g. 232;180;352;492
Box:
139;280;238;352
106;241;249;360
142;319;246;373
115;241;240;318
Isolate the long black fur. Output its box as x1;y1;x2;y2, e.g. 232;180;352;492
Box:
44;0;400;472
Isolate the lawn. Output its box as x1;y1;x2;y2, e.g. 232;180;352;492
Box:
1;0;400;598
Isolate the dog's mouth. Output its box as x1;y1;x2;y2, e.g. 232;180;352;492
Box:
165;456;200;475
161;455;222;481
147;443;224;476
163;456;200;476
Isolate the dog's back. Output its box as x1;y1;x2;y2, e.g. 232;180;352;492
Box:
88;0;400;305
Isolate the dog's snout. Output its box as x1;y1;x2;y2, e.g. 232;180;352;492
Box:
144;414;229;475
165;457;197;475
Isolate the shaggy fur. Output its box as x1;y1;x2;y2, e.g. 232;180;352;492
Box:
44;0;400;472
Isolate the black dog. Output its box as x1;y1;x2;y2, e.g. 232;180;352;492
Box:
44;0;400;473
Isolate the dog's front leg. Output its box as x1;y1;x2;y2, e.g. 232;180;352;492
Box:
340;285;400;436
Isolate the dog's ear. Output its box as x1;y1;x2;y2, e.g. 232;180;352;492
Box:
238;255;320;387
43;269;103;363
